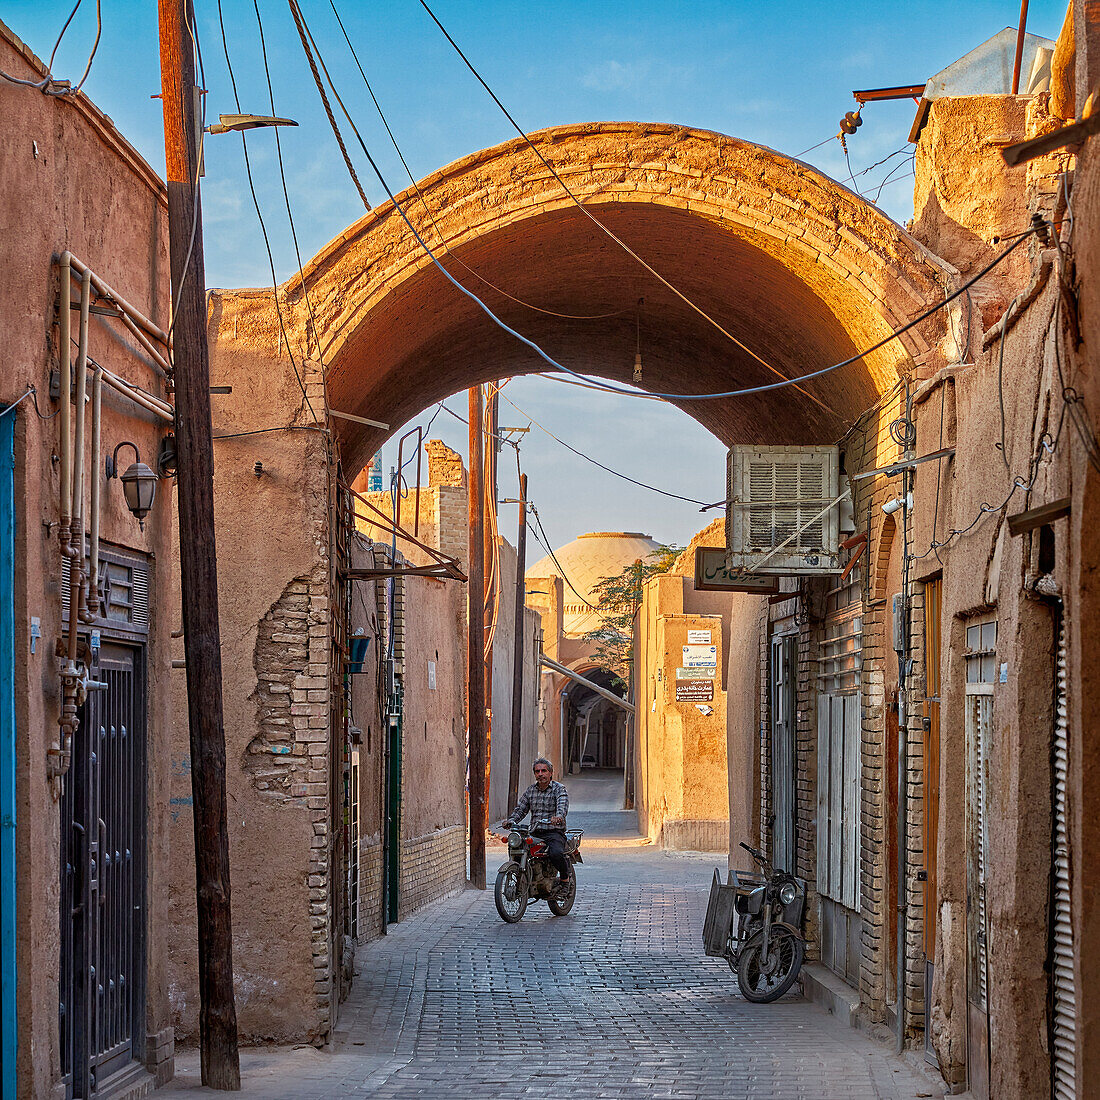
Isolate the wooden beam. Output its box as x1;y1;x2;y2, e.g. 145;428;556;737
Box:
1007;497;1071;537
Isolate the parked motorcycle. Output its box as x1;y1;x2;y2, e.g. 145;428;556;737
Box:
492;819;583;922
702;841;806;1002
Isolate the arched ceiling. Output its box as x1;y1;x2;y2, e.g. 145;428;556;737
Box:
211;123;956;477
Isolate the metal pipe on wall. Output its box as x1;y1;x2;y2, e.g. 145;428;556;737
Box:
70;268;91;636
66;252;172;349
58;253;73;552
88;365;103;615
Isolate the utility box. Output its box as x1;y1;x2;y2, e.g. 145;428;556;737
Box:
726;445;841;574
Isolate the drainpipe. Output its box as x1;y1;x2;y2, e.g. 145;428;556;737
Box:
72;267;91;625
558;689;568;774
58;253;72;562
88;364;103;615
896;459;913;1053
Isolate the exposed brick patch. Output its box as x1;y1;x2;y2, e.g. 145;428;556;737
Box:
245;565;329;798
398;825;466;921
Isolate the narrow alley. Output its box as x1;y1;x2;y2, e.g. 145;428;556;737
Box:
3;4;1100;1099
159;774;937;1099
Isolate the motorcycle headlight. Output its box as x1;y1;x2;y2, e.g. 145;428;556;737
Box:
778;881;798;907
508;830;523;847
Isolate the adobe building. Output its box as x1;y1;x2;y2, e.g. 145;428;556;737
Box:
632;521;743;851
4;4;1100;1099
525;531;658;787
1;20;178;1097
351;439;542;826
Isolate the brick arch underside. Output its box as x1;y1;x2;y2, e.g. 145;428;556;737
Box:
268;124;954;474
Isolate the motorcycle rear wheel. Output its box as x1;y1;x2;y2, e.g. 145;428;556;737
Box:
736;926;804;1002
494;864;528;923
547;864;576;916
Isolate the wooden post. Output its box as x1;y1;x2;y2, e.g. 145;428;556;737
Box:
507;473;527;811
467;386;487;889
482;385;497;830
157;0;240;1088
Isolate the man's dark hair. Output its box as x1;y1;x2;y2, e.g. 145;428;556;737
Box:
533;757;553;773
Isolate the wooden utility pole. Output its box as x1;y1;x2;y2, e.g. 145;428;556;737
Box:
507;473;527;811
467;385;487;888
482;385;498;826
158;0;240;1088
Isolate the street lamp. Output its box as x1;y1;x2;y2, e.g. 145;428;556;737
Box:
106;441;157;530
205;113;297;135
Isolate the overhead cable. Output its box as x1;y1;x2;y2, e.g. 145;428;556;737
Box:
328;0;628;323
414;0;830;412
531;227;1041;402
286;0;371;210
292;3;1045;411
218;0;319;424
1;0;101;94
495;389;709;506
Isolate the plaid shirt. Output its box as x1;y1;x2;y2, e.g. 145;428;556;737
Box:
509;780;569;829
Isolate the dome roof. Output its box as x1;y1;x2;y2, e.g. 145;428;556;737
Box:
526;531;662;637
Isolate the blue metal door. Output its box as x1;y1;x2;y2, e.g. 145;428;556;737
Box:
1;406;18;1100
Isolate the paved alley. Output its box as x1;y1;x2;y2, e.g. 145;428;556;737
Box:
162;805;942;1099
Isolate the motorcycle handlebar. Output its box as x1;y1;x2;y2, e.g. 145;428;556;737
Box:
739;841;765;861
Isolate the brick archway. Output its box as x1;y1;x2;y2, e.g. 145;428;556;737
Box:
210;122;956;472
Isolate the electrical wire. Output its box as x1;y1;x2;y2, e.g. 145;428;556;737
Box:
415;0;826;410
295;0;1036;409
0;390;35;419
0;386;59;421
494;388;709;506
286;0;371;210
535;228;1040;402
217;0;319;425
1;0;101;94
526;507;599;613
792;133;839;159
328;0;630;324
299;15;1047;410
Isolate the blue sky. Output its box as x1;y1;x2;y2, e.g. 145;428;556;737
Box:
4;0;1067;551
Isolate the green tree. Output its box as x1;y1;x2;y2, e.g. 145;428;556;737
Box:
580;545;683;688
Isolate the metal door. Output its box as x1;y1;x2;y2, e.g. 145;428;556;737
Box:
769;635;797;873
964;617;996;1100
0;407;17;1100
60;642;146;1098
817;692;862;983
1052;622;1077;1098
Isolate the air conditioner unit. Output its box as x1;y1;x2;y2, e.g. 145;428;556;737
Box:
726;445;841;574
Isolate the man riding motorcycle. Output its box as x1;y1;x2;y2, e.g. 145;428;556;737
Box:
502;758;571;894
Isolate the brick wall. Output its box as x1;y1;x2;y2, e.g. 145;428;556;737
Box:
398;825;467;921
357;839;384;944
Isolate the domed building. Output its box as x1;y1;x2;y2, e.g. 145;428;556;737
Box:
525;531;662;783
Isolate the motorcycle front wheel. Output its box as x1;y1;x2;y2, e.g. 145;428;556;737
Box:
494;864;528;923
736;926;804;1002
547;863;576;916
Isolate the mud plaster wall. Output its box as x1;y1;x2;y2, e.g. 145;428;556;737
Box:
904;88;1079;1093
633;573;729;850
0;21;176;1096
167;289;332;1044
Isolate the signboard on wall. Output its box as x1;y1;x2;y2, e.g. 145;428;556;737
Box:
682;644;718;668
693;547;781;593
676;679;715;703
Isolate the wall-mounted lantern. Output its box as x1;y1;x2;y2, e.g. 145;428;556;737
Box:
106;441;157;530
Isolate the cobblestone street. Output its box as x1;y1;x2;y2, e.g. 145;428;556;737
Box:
163;807;942;1099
